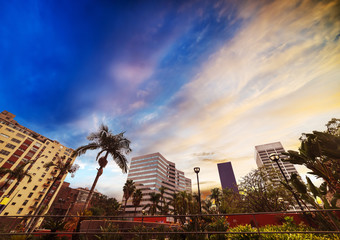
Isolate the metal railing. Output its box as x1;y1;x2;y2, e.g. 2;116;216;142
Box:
0;209;339;239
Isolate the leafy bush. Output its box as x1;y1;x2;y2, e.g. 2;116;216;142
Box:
206;216;229;240
227;217;340;240
95;222;122;240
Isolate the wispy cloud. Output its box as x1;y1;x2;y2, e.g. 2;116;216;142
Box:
130;0;340;192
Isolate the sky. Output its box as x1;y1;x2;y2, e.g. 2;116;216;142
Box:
0;0;339;199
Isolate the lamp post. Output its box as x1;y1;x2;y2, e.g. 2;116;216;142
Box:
269;153;304;212
194;167;202;214
141;210;145;225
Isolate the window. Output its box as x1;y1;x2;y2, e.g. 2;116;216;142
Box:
28;211;33;215
17;208;23;214
41;173;46;178
11;202;16;205
37;167;40;170
23;187;27;189
16;133;25;138
11;138;21;144
0;157;4;163
0;150;10;156
34;142;42;148
33;185;38;190
4;212;9;216
0;133;9;138
38;179;42;182
28;193;33;198
0;140;4;143
18;194;22;197
5;128;14;133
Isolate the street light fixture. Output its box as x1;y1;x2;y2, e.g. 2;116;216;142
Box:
194;167;202;214
269;153;304;212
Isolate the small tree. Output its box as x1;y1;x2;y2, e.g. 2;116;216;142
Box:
132;189;142;215
123;179;135;213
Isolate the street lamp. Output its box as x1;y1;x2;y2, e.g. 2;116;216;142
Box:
141;210;145;225
269;153;304;212
194;167;202;214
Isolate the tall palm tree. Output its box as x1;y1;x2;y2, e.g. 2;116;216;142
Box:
26;155;79;233
0;162;32;194
132;189;143;215
123;179;135;213
72;124;131;210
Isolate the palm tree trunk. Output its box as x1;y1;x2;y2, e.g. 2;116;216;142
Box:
83;166;103;211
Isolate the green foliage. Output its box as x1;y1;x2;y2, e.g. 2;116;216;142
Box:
283;119;340;231
239;168;294;212
90;193;121;216
227;216;340;240
95;222;122;240
206;216;229;240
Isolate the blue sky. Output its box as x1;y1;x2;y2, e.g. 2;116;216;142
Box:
1;0;339;198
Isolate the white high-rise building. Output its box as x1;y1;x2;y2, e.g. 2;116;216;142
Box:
124;152;191;214
255;142;299;182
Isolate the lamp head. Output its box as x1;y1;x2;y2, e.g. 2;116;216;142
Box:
194;167;200;174
269;153;280;162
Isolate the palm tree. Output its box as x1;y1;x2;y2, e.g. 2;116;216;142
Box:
143;192;161;215
210;188;221;211
72;124;131;210
0;161;32;194
132;189;143;215
26;155;79;233
123;179;135;213
159;186;166;214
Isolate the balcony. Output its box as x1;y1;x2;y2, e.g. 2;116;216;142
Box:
43;183;50;187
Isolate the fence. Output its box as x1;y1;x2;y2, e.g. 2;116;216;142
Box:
0;209;339;239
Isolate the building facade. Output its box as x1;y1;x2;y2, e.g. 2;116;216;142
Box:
48;182;102;216
217;162;238;193
255;142;299;182
124;152;191;214
0;110;76;216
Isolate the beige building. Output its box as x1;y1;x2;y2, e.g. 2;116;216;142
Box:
124;152;191;214
0;110;76;216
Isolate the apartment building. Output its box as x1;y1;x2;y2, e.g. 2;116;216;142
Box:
0;110;76;216
124;152;191;214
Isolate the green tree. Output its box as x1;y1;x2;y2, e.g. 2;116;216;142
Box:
210;188;221;211
159;186;167;214
284;118;340;196
143;192;161;215
123;179;135;213
283;118;340;230
239;167;294;212
219;187;244;214
72;124;131;210
132;189;143;215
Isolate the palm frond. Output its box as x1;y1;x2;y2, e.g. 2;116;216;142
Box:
74;142;100;156
111;151;128;173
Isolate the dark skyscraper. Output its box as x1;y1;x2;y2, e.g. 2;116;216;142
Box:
217;162;238;192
